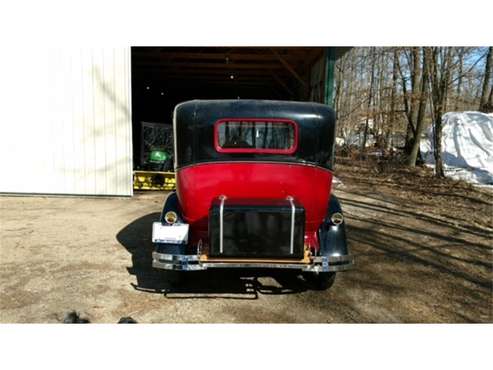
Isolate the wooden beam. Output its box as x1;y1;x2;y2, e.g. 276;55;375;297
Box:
271;71;295;97
133;51;316;63
134;52;279;61
306;49;326;69
134;72;279;83
133;62;284;69
133;68;289;77
270;48;307;87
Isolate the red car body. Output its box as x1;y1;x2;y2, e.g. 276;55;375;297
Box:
177;162;332;251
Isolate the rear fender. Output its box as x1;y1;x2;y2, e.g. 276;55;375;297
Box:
318;195;349;257
159;192;184;224
156;192;187;254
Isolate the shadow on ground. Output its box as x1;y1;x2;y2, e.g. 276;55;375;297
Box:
116;213;314;299
340;195;492;288
115;192;492;321
338;191;492;322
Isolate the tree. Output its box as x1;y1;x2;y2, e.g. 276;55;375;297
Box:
454;48;465;111
406;47;430;167
396;47;423;157
361;47;376;152
333;47;489;161
428;47;453;178
479;47;492;112
385;48;398;150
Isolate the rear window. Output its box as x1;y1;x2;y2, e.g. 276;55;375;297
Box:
215;119;297;154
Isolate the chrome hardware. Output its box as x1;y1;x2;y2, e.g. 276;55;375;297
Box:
219;195;227;254
286;196;295;255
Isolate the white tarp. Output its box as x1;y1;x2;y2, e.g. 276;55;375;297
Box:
420;111;493;186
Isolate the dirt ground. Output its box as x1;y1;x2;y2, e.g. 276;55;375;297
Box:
1;161;492;323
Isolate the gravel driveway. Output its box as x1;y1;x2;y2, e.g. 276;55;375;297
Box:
1;178;491;323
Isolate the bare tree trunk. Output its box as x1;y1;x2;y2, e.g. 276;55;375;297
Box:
396;48;417;149
479;47;492;112
386;48;398;150
376;49;386;150
429;47;452;178
444;47;453;109
345;55;355;134
402;48;421;154
429;49;441;176
433;117;445;177
361;48;375;152
406;47;430;167
454;48;464;111
410;47;421;125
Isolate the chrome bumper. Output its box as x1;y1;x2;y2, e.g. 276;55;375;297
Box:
152;252;354;272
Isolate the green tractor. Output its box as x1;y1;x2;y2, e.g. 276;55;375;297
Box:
145;147;173;172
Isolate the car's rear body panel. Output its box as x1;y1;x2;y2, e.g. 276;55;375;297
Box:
176;161;332;251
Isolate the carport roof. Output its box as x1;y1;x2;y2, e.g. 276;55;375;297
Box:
132;47;350;90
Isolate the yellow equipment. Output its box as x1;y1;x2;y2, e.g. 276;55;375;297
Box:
133;171;176;191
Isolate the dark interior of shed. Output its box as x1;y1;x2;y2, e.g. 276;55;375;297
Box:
130;47;328;168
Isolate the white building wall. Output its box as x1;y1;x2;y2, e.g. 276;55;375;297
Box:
0;47;133;196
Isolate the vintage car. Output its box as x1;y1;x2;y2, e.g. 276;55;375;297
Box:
151;100;353;289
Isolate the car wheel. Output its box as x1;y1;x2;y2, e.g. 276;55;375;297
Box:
303;271;336;291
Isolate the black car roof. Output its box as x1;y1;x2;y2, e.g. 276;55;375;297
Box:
173;99;336;170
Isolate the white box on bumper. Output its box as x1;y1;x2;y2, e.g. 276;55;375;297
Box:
152;222;189;244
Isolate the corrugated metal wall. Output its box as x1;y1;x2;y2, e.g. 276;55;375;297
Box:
0;48;133;196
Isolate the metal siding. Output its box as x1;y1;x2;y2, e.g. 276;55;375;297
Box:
0;48;133;196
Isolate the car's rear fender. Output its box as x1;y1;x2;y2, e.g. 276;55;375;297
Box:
318;194;350;258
